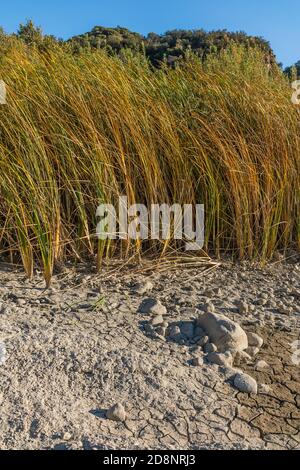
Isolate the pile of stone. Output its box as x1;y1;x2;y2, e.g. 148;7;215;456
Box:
142;298;264;395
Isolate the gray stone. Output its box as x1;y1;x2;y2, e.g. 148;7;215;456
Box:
221;366;241;380
237;301;249;315
206;351;233;367
167;325;181;339
255;360;270;371
180;322;195;339
139;298;167;316
203;301;215;313
155;326;167;337
245;346;260;357
197;335;209;347
106;403;126;422
150;315;164;327
233;373;258;394
234;350;252;366
134;281;154;295
197;312;248;353
247;332;264;349
204;343;218;354
191;357;204;367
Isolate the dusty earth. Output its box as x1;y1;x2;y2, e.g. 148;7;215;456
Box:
0;258;299;450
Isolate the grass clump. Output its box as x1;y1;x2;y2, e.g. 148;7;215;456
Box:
0;41;299;285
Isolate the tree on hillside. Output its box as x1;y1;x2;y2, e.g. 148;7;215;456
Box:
68;26;144;55
17;20;43;45
16;20;60;53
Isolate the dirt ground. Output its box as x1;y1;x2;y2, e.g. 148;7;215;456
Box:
0;259;299;450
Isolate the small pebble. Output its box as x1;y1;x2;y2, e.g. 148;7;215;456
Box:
106;403;126;422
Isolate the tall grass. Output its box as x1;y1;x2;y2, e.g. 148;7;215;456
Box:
0;41;299;285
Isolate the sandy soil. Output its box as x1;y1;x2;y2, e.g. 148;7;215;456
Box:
0;258;299;450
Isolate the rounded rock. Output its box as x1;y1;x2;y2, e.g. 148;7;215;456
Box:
197;335;209;347
247;332;264;349
191;357;204;367
150;315;164;327
237;301;249;315
106;403;126;422
255;360;270;372
204;343;218;354
134;281;154;295
206;351;233;367
245;346;260;357
139;298;167;316
233;373;258;394
234;350;252;366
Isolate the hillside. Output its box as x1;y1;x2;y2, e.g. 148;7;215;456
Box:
68;26;276;66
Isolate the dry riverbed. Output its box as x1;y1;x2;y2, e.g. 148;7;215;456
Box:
0;258;299;450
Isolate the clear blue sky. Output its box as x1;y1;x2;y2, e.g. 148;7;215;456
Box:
0;0;299;66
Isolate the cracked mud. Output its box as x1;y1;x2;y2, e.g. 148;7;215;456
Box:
0;260;299;450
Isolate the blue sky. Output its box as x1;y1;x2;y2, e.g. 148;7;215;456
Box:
0;0;299;66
